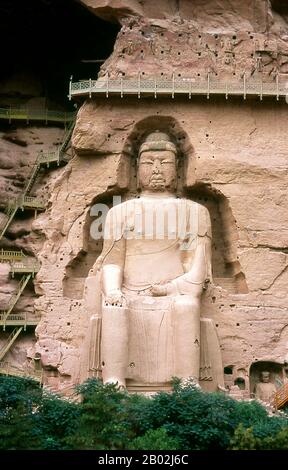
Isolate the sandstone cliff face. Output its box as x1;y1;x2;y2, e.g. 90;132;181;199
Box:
2;0;288;394
0;125;66;369
79;0;288;82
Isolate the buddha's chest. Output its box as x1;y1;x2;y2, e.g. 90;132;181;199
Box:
122;198;198;240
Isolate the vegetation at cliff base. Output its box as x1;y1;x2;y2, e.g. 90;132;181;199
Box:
0;376;287;450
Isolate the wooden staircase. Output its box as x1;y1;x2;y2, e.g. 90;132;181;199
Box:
274;383;288;409
0;119;75;242
0;327;23;361
0;274;32;329
0;116;75;369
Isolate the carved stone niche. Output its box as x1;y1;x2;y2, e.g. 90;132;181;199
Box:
249;360;285;400
76;116;247;393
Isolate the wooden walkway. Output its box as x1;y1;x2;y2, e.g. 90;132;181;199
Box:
0;107;75;124
69;75;288;101
0;361;43;382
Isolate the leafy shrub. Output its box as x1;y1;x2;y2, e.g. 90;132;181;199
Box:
0;376;43;449
36;392;80;449
229;425;260;450
68;379;149;449
230;423;288;450
1;376;288;450
129;427;180;450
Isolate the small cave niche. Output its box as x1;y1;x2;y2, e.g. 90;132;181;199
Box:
224;365;234;388
234;377;245;390
249;361;285;397
186;183;248;294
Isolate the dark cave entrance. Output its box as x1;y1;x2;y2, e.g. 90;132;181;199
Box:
0;0;120;109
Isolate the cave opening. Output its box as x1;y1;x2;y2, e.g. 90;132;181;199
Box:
271;0;288;15
0;0;120;109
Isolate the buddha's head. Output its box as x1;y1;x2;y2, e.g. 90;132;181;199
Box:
138;131;177;193
261;371;270;383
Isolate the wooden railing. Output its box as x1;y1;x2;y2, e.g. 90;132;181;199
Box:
0;361;43;382
70;75;288;100
0;107;75;124
0;312;40;329
0;249;26;262
10;260;40;275
37;150;61;165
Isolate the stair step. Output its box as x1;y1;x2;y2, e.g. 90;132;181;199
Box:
0;327;23;361
1;274;32;323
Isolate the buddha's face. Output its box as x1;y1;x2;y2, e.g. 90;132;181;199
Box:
261;372;270;383
138;150;177;192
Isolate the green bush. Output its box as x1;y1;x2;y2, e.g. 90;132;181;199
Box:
131;380;242;450
36;392;80;449
263;427;288;449
232;399;268;428
0;376;43;450
0;375;42;412
252;416;287;440
1;375;288;450
230;423;288;450
229;425;260;450
129;427;180;450
68;379;149;449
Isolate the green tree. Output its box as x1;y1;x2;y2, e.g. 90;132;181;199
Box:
125;379;287;450
36;391;80;449
230;423;288;450
1;375;288;451
129;427;180;450
263;427;288;449
229;425;261;450
132;380;239;450
68;379;148;449
0;376;43;450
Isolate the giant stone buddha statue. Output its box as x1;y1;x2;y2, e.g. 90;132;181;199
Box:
81;131;223;392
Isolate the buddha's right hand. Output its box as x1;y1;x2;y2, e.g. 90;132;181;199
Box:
104;289;127;308
151;281;178;296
